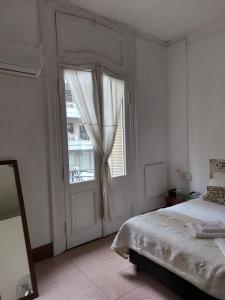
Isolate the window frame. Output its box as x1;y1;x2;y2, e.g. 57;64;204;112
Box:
60;64;131;185
98;66;130;181
61;65;99;186
102;74;127;178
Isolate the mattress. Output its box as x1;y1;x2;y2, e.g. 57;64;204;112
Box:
111;199;225;300
167;198;225;224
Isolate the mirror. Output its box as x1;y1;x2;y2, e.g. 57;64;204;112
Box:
0;160;38;300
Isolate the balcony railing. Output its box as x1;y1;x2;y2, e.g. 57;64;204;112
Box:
69;169;94;183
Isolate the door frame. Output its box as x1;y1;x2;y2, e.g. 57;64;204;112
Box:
39;0;138;255
58;63;104;248
59;63;132;245
99;66;133;234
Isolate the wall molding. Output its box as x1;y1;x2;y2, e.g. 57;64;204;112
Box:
39;0;67;256
55;11;129;74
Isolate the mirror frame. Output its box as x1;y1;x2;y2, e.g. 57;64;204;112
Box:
0;160;38;299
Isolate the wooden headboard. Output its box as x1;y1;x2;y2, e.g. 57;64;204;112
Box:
209;159;225;179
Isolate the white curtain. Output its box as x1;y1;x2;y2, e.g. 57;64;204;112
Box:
64;69;103;154
64;69;124;221
101;74;124;220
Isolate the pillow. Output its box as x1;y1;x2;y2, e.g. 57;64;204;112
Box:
202;186;225;205
213;172;225;180
209;177;225;187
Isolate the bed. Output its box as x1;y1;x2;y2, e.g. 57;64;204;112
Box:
112;160;225;300
112;198;225;299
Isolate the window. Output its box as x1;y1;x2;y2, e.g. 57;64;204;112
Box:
69;150;94;183
102;73;126;178
79;125;89;140
65;84;73;102
64;69;127;183
109;97;126;177
67;122;74;134
64;76;95;184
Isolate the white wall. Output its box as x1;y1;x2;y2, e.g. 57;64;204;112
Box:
0;0;39;46
167;30;225;193
0;73;51;248
167;41;188;189
135;37;167;213
0;0;51;248
0;0;168;248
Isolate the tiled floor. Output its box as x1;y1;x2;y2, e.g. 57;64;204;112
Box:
35;235;183;300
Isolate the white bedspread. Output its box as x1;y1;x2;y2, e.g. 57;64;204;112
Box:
112;199;225;300
166;198;225;223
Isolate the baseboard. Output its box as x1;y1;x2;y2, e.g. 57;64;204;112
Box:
53;236;67;256
32;243;53;262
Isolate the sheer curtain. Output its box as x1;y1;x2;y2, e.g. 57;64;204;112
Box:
101;74;124;220
64;69;124;221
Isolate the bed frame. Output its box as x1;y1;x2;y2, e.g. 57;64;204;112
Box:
129;249;218;300
128;159;224;300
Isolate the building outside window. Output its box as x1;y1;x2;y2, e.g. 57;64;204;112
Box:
67;122;74;134
65;83;95;183
64;77;126;183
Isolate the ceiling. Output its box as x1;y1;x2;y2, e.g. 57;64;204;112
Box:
69;0;225;42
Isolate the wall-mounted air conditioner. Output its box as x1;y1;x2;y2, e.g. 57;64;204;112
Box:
0;40;42;78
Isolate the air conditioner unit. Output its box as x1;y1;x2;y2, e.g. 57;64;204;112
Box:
0;40;42;78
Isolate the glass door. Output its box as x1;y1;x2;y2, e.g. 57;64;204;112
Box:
101;72;132;235
60;68;102;248
60;66;132;248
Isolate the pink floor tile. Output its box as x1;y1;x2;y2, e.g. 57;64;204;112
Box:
119;280;183;300
119;266;149;285
82;265;143;300
144;280;183;300
36;277;57;295
36;286;68;300
69;285;109;300
50;260;79;281
35;235;183;300
104;255;132;273
91;239;117;261
71;251;105;274
35;262;56;293
55;270;94;298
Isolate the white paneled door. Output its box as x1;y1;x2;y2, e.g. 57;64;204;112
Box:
60;68;102;248
102;71;132;235
59;67;132;249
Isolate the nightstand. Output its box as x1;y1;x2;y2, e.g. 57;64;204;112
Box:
165;192;201;207
165;196;184;207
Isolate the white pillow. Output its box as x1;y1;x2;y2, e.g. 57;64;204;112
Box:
213;172;225;180
209;177;225;187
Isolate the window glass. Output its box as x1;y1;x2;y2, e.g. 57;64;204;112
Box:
64;79;95;183
109;103;126;177
101;74;126;178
